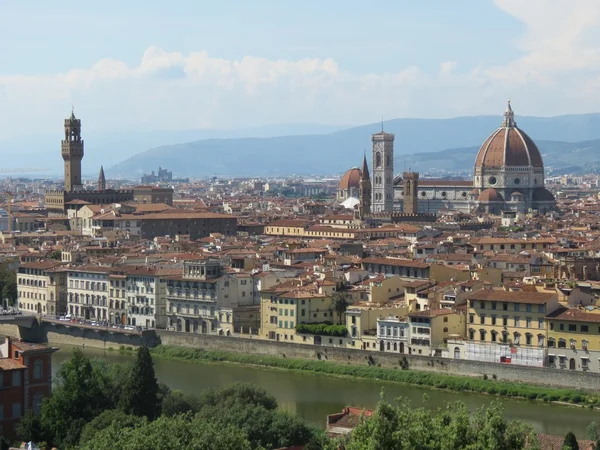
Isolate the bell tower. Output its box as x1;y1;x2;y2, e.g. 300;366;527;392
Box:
403;171;419;214
371;129;395;213
62;108;84;192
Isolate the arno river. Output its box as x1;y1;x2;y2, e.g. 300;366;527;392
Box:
52;345;599;437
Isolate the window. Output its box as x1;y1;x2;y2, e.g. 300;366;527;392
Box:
33;360;43;379
525;334;532;346
492;302;497;310
582;358;589;370
538;319;543;329
480;301;486;309
526;304;532;313
537;305;544;313
12;402;21;419
12;371;21;387
582;340;589;351
581;325;589;333
491;331;497;342
33;393;43;414
548;338;555;348
560;323;564;331
469;314;474;324
503;303;508;311
491;316;497;325
480;314;486;325
514;304;520;312
525;318;531;329
558;339;566;349
537;335;544;347
469;329;474;340
514;317;520;327
568;324;576;332
514;333;520;345
502;317;508;326
479;330;486;341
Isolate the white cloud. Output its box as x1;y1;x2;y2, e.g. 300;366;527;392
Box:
3;2;600;137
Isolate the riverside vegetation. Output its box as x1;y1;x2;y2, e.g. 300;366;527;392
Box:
148;345;600;407
9;346;600;449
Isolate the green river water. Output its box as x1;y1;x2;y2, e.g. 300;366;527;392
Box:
51;345;599;437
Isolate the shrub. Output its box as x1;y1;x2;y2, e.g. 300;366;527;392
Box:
295;323;348;337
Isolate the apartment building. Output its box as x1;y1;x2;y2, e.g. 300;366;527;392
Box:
66;266;110;320
17;261;67;315
0;338;56;441
464;289;559;367
126;267;167;329
545;307;600;372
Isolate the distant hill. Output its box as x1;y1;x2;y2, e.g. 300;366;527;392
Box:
108;113;600;177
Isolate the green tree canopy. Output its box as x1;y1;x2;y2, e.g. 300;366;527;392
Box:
39;348;113;448
120;346;161;420
563;431;580;450
346;396;537;450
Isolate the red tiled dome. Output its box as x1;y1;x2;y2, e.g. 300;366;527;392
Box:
339;167;362;191
478;188;504;203
532;188;555;202
474;101;543;169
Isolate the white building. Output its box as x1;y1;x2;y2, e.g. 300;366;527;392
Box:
376;315;409;353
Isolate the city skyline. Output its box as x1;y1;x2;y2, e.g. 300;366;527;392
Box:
1;1;600;137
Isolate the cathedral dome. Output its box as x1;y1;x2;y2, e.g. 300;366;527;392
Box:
532;188;555;202
339;167;362;191
478;188;504;203
474;101;543;169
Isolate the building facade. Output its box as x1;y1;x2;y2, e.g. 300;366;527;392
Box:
17;261;67;315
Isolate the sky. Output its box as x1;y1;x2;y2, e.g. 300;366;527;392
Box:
1;0;600;137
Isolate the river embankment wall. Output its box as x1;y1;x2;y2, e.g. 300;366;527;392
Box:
3;322;600;391
156;330;600;392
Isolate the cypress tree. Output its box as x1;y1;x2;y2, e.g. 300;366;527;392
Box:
120;346;160;420
563;431;579;450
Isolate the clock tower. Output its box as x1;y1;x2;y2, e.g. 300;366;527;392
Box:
62;108;84;192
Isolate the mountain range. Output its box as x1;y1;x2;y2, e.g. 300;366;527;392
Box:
108;113;600;178
4;113;600;178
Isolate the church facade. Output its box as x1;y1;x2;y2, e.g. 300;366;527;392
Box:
338;101;556;217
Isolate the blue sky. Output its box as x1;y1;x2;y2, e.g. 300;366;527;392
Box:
1;0;599;136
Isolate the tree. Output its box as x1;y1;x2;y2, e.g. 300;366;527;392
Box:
17;410;44;444
587;422;599;441
120;346;161;420
346;397;537;450
0;268;17;307
331;291;351;324
563;431;580;450
161;390;202;416
49;250;62;260
39;348;112;448
197;382;278;411
79;409;144;446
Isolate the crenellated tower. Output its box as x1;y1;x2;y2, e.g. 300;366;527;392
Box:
61;108;84;192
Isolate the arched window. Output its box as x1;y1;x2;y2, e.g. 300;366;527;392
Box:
479;329;486;341
513;332;520;345
443;327;448;333
375;152;382;168
385;155;390;167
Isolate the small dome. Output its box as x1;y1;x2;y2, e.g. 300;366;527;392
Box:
510;191;524;197
532;188;555;202
339;167;362;191
478;188;504;203
474;101;543;169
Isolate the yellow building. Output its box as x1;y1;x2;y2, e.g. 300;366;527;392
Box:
17;261;67;315
546;307;600;372
346;303;409;351
406;309;466;356
259;280;337;343
463;289;559;367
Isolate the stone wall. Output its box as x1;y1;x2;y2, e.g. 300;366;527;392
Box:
157;330;600;392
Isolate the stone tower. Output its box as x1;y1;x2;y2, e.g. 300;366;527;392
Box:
371;130;395;213
402;171;419;214
98;165;106;191
359;153;371;218
61;109;84;192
